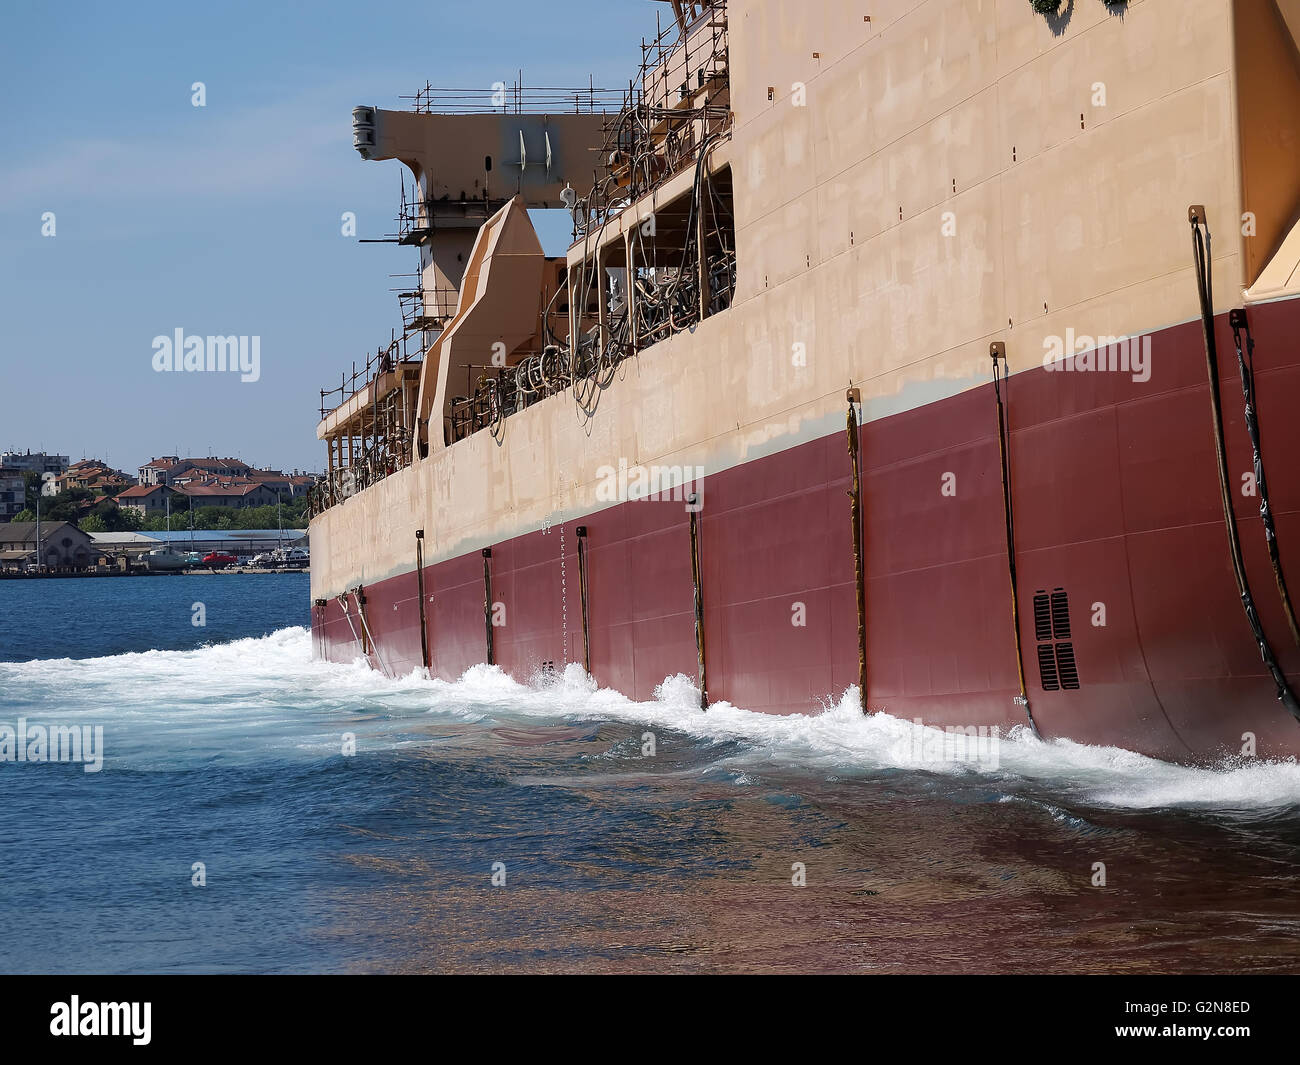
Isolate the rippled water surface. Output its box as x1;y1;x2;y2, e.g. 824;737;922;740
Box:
1;575;1298;973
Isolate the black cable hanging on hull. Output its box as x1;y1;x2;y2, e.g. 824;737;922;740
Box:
1228;308;1300;650
313;598;327;660
415;530;431;672
576;526;592;678
689;496;708;710
991;342;1041;739
482;548;495;667
1188;206;1300;722
846;388;869;713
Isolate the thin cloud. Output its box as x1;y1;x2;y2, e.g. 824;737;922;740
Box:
0;87;370;208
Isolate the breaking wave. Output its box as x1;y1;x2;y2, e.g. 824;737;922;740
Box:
2;627;1298;813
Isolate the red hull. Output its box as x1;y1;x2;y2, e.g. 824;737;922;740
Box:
314;298;1300;762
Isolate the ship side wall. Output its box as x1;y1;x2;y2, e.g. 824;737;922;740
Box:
309;1;1300;761
313;0;1244;595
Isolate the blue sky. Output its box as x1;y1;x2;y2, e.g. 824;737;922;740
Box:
0;1;653;475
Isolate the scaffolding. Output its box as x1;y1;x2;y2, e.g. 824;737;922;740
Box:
579;0;731;235
496;1;734;427
313;2;735;512
401;77;621;116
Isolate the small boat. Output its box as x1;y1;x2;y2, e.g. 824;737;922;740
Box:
144;495;198;572
144;547;189;572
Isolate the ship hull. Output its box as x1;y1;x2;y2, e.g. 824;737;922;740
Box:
313;297;1300;763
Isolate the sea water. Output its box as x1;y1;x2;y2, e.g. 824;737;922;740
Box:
1;575;1299;973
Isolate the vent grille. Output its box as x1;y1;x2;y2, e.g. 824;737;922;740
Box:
1033;593;1053;642
1055;643;1080;690
1037;643;1060;691
1050;588;1071;640
1032;587;1081;692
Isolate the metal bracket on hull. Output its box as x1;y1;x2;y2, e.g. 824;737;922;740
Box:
340;584;393;677
336;590;366;661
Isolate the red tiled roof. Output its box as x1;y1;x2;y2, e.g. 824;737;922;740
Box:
116;484;175;499
179;482;267;497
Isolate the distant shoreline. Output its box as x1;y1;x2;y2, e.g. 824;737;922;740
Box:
0;568;309;581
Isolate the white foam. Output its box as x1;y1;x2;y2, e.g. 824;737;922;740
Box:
2;628;1298;810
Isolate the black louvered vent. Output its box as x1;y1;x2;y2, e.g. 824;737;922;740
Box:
1055;643;1080;689
1033;593;1053;642
1037;643;1060;691
1050;588;1071;639
1032;587;1081;692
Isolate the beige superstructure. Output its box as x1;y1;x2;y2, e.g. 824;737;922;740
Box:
312;0;1300;602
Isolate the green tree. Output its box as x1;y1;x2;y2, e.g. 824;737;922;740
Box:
79;501;140;532
132;497;310;531
21;471;42;511
21;485;92;523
